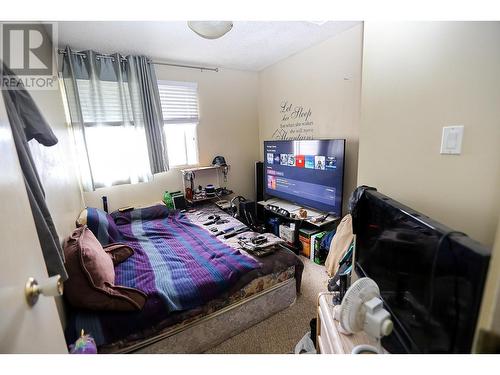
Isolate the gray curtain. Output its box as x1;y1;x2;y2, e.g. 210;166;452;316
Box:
127;56;168;174
61;47;167;191
1;63;68;281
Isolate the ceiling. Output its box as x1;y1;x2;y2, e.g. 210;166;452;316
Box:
56;21;360;71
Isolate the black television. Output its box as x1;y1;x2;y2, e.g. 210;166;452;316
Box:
263;139;345;217
353;190;491;353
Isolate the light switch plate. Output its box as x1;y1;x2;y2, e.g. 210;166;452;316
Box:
440;126;464;155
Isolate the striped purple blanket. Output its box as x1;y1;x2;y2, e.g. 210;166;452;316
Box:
85;205;259;313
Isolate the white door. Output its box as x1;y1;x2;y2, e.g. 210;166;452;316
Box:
0;93;67;353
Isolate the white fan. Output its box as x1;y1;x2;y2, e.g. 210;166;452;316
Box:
334;277;393;353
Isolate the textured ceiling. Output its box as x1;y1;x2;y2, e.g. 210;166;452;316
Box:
56;21;360;71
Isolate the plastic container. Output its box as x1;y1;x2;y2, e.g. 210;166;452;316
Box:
294;331;317;354
163;191;174;209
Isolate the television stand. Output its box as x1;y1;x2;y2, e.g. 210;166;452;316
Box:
257;198;339;228
257;198;340;255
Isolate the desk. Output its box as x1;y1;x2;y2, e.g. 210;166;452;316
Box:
316;292;384;354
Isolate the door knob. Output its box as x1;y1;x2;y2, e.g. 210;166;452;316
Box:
25;275;63;307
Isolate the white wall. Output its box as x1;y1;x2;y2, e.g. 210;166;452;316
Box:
83;66;260;211
358;21;500;247
258;24;363;213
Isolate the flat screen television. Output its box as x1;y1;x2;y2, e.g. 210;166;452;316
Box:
354;190;491;353
263;139;345;217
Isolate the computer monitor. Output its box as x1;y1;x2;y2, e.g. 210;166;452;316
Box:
263;139;345;217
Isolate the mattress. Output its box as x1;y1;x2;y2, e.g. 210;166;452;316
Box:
65;203;303;352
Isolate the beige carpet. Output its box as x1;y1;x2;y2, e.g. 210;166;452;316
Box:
205;256;329;354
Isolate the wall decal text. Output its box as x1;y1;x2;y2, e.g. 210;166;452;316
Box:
271;101;314;140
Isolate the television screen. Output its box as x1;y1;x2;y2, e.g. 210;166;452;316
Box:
354;190;490;353
264;139;345;216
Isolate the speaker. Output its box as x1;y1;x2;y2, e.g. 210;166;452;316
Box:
255;161;264;221
255;161;264;201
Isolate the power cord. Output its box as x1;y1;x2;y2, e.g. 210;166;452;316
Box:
426;230;466;352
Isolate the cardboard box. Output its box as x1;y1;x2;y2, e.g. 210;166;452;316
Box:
309;231;326;262
279;224;295;244
312;231;328;264
299;228;319;258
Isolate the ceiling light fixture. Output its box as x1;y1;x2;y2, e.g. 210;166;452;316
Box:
187;21;233;39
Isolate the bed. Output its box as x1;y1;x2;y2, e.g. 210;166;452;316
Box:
65;203;303;353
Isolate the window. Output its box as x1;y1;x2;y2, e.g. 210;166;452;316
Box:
157;80;200;167
66;79;151;188
61;53;170;191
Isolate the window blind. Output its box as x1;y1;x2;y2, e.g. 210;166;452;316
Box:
158;80;199;124
76;79;133;124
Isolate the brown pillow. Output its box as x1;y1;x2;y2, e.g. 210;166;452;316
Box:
63;226;147;311
103;243;135;265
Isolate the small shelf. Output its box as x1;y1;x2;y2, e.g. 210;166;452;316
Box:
181;164;231;205
181;165;229;174
186;189;233;205
186;196;216;204
181;164;230;174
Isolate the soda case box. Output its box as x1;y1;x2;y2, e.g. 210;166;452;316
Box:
298;227;320;258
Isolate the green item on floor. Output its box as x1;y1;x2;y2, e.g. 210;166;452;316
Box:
313;231;328;264
163;191;174;209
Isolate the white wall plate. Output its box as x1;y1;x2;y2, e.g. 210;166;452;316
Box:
440;126;464;155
